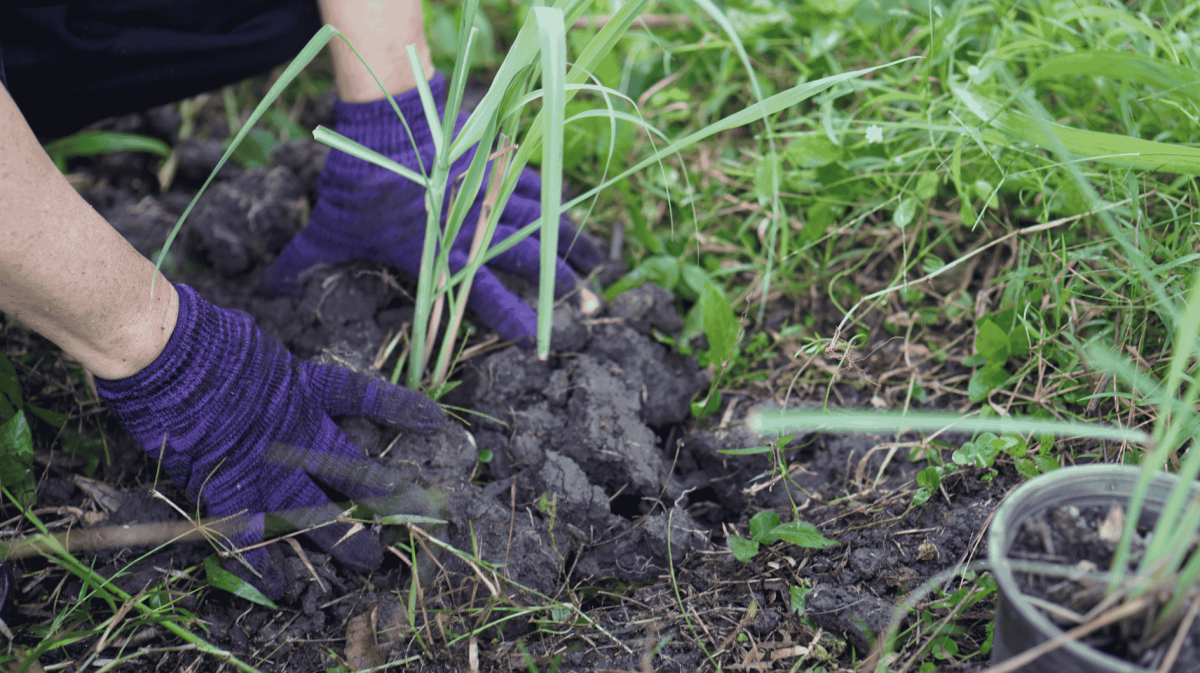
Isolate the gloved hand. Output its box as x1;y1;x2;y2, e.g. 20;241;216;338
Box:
260;71;604;342
95;284;446;599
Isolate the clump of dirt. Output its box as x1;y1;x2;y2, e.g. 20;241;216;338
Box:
2;114;1013;672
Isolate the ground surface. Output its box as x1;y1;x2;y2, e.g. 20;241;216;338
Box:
0;102;1016;673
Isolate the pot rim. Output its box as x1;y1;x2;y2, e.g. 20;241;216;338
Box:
988;464;1188;672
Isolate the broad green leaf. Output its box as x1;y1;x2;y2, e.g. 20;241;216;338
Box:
1033;454;1060;473
700;283;739;364
916;466;942;490
893;196;917;229
1008;325;1031;356
983;308;1016;334
770;521;839;549
603;256;682;301
749;510;782;542
1014;457;1041;479
204;555;278;608
789;585;808;614
225;128;277;169
785;132;844;168
681;264;714;299
973;179;998;209
801;199;836;244
915;171;940;200
995;434;1027;458
27;405;67;427
968;363;1009;403
954;84;1200;175
974;320;1010;363
729;535;759;563
755;154;783;204
0;353;20;417
0;411;34;505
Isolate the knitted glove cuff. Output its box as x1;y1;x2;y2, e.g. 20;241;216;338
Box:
328;71;449;173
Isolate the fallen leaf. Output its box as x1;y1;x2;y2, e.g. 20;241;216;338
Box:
345;604;384;671
1098;504;1125;544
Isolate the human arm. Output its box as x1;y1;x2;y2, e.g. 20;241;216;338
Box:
0;84;177;380
0;82;446;599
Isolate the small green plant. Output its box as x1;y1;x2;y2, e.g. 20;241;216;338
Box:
0;353;40;506
728;509;838;562
965;307;1032;403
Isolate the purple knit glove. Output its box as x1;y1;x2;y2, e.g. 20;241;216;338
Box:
260;71;604;342
95;284;446;599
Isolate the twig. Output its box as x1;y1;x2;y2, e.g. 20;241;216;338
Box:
1158;593;1200;673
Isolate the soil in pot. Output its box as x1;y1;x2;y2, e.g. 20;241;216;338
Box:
999;469;1200;672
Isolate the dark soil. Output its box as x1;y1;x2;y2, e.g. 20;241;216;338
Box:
1009;504;1200;671
0;100;1014;672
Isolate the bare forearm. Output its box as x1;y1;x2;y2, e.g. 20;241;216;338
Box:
0;86;176;381
317;0;434;102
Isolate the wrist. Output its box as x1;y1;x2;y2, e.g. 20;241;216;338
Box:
88;279;179;381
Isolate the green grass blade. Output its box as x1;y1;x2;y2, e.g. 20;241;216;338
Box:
497;0;651;177
1030;51;1200;106
442;0;480;132
43;131;170;172
153;25;338;285
1055;5;1178;56
1130;267;1200;581
450;0;593;163
445;58;916;284
689;0;784;323
954;84;1200;175
409;45;444;157
310;126;426;183
745;409;1149;444
994;65;1181;331
534;6;567;358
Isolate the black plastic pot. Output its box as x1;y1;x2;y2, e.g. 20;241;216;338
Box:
989;464;1192;672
